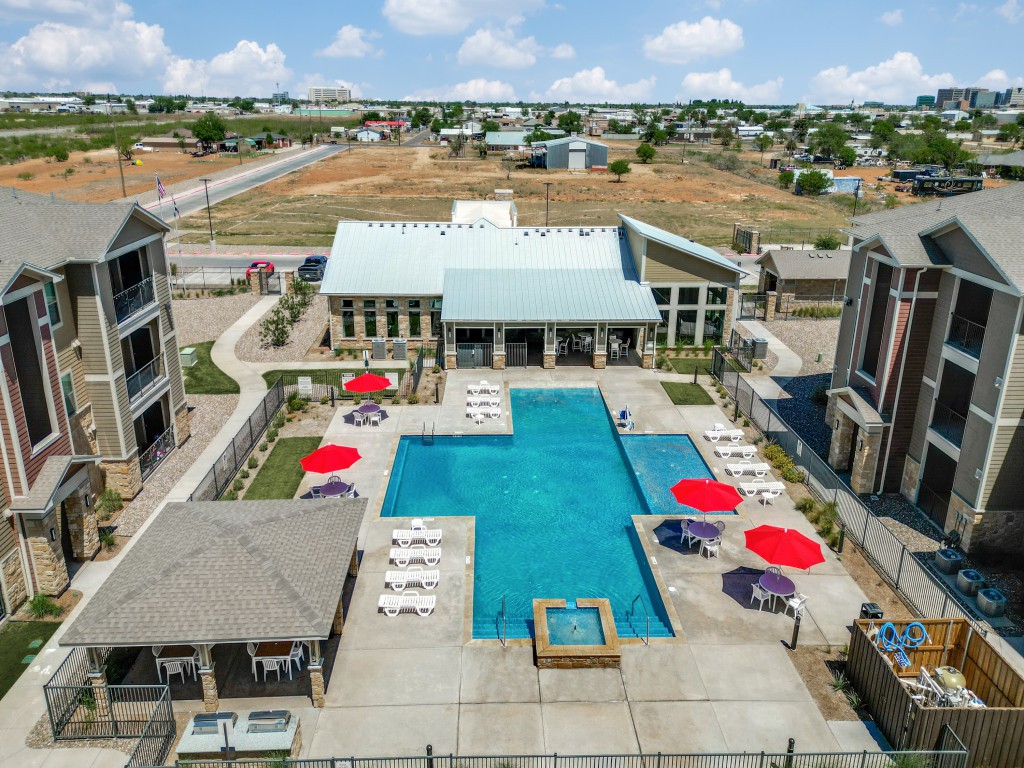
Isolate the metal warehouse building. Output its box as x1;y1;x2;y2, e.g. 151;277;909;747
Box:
533;137;608;169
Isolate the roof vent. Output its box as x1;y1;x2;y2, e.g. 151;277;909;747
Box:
541;231;546;237
391;223;395;227
367;222;372;227
441;230;446;235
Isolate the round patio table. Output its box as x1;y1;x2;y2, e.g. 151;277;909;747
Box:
759;572;796;599
687;520;721;541
319;481;351;497
357;403;381;415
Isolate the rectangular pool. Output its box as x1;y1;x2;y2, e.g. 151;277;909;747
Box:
381;388;712;639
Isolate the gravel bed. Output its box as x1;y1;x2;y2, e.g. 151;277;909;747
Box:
235;294;328;364
773;372;832;458
26;712;135;754
765;317;841;376
171;293;259;348
280;402;343;437
113;394;239;537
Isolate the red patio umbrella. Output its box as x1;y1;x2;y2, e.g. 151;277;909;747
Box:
744;525;825;571
343;372;393;393
670;478;743;516
300;443;363;474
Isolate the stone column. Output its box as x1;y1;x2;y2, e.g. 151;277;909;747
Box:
849;429;883;495
765;291;777;322
592;351;607;369
641;353;654;369
284;271;295;295
723;287;737;343
445;353;457;370
198;645;218;712
174;404;192;447
309;665;325;708
23;513;69;596
492;352;506;370
542;353;555;369
827;405;854;473
332;598;346;635
87;669;110;719
64;494;99;561
349;550;359;577
99;457;143;500
248;268;263;295
900;455;921;502
0;551;28;614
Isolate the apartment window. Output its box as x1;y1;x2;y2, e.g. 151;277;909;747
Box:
364;308;377;337
860;262;893;378
676;309;697;344
704;309;726;343
678;287;700;305
386;310;400;337
430;299;442;338
656;309;669;347
385;299;398;309
6;297;54;446
707;286;728;305
61;373;77;416
408;300;422;337
44;282;61;326
651;287;672;305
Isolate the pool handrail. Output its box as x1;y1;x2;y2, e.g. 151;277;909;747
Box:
630;593;651;646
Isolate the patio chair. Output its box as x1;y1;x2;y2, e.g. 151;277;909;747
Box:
467;383;482;395
246;642;258;680
377;591;437;617
765;566;784;576
609;344;620;360
487;406;501;419
288;642;304;673
328;475;341;483
572;335;583;351
410;518;427;531
700;536;721;559
750;583;773;612
557;339;569;356
784;593;808;619
704;426;744;443
681;519;699;548
726;461;771;478
468;397;482;408
760;488;782;505
390;545;442;567
486;384;500;396
310;486;323;499
386;567;440;591
714;520;726;534
161;660;188;685
342;483;357;498
714;444;756;459
369;412;382;426
262;658;284;682
393;527;443;547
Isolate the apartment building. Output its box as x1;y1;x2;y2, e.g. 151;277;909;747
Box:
0;189;189;615
307;86;351;103
826;184;1024;556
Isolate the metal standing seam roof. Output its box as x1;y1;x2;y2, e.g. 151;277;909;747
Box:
756;250;852;280
617;214;749;276
60;499;366;647
532;136;608;150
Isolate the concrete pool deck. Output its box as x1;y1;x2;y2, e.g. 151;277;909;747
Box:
275;367;884;757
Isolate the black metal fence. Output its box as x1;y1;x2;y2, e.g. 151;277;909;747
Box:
44;646;110;739
725;332;753;372
409;343;439;397
710;349;985;630
189;378;286;501
276;369;406;402
162;746;968;768
124;688;175;768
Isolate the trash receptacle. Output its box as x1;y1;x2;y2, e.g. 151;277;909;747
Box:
860;602;883;620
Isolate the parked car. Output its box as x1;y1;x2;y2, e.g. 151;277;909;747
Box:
297;255;328;282
245;260;275;278
132;142;154;152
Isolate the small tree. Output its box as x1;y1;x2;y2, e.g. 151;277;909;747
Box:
836;145;858;168
778;169;795;189
814;233;842;250
259;307;290;347
500;156;516;180
116;137;135;161
125;98;137;114
635;143;656;164
796;169;831;196
192;113;228;149
754;133;774;165
608;159;631;182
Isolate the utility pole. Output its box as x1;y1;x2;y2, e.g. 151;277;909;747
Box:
544;182;553;226
200;178;215;250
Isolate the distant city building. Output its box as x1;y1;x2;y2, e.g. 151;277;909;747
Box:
916;95;936;108
1005;87;1024;108
963;87;989;107
307;86;351;103
861;101;884;108
971;91;997;109
936;87;966;105
272;91;289;104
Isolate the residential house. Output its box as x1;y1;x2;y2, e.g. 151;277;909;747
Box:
320;212;745;368
0;189;189;614
825;184;1024;555
755;249;851;313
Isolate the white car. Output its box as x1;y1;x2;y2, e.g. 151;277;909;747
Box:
132;142;154;152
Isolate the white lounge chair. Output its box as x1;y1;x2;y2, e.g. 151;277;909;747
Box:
393;528;443;547
714;443;756;459
739;480;785;497
487;406;501;419
378;591;436;617
725;460;771;478
704;426;744;443
390;546;442;567
386;567;440;591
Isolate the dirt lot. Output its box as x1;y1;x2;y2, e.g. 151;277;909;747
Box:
0;146;268;202
176;144;863;248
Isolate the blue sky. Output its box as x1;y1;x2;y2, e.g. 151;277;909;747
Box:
1;0;1022;103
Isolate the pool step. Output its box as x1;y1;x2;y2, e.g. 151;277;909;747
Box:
470;616;674;641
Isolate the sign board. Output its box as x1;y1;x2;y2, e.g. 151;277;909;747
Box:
297;377;313;396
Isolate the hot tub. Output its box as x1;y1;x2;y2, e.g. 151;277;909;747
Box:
533;598;620;668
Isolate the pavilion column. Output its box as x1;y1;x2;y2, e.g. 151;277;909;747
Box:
86;648;110;718
197;644;219;712
593;323;608;369
641;326;654;369
349;549;359;577
332;597;346;635
308;639;325;708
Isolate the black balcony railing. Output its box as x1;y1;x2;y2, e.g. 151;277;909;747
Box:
114;277;155;324
930;401;968;447
946;314;985;358
917;482;951;526
126;358;164;403
139;426;174;480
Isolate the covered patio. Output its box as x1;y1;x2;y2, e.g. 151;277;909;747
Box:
59;498;366;710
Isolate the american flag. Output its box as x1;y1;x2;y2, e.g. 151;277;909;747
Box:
156;175;166;199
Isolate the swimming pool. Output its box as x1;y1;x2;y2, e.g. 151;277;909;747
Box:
381;388;713;639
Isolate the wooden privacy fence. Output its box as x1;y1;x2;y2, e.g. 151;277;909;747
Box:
847;618;1024;768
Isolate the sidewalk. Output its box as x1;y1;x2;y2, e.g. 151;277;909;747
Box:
735;319;802;402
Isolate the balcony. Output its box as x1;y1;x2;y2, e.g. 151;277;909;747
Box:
946;314;985;359
126;358;164;404
917;482;950;526
139;425;174;480
114;277;155;325
930;401;968;448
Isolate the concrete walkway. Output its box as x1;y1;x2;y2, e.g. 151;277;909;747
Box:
736;319;803;402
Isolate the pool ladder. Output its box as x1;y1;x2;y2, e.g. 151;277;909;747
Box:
421;422;435;445
499;595;508;648
629;594;651;646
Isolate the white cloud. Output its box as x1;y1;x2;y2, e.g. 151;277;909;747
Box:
294;74;366;99
544;66;656;102
1;9;170;92
678;68;783;103
975;68;1024;90
316;25;380;58
163;40;292;98
382;0;544;35
997;0;1023;21
808;52;955;104
550;43;575;59
405;78;517;101
457;27;540;68
0;0;126;23
643;16;743;64
879;9;903;25
954;3;979;20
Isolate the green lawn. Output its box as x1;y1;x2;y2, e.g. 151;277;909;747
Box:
262;368;407;394
182;341;240;395
0;620;60;700
668;357;713;375
661;382;715;406
244;436;323;500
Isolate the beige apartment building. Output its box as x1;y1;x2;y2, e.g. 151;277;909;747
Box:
0;189;189;615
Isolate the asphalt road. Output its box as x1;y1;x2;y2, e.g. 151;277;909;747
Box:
145;143;348;221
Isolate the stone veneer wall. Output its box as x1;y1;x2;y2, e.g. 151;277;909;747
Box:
174;403;192;447
962;504;1024;556
900;455;922;501
328;296;435;351
63;494;98;560
100;456;143;499
26;527;69;596
1;549;28;613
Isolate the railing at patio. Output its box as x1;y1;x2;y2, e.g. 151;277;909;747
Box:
139;425;175;480
930;401;968;448
917;483;950;527
44;646;110;739
946;314;985;358
114;277;156;324
126;358;164;404
124;687;175;768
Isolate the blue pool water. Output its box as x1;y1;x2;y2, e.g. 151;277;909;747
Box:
381;388;713;639
547;607;605;645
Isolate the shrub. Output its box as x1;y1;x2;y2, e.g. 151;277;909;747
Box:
333;346;342;357
17;171;34;181
352;395;362;405
742;418;750;427
280;294;303;323
267;427;278;442
232;478;245;492
392;396;402;404
810;385;829;406
407;393;419;404
373;395;383;405
259;307;290;347
795;497;818;516
28;594;62;618
259;441;269;452
247;455;259;469
97;488;123;521
432;364;441;374
287;390;305;412
814;233;842;250
706;152;743;172
239;469;250;479
221;489;238;500
99;530;116;550
778;169;794;189
819;501;839;525
781;465;805;483
273;412;286;429
830;671;851;692
52;145;70;162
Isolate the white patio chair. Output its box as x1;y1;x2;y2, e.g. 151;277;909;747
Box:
488;406;501;419
714;520;726;535
161;661;188;685
310;486;323;499
377;591;436;617
725;461;771;478
486;384;500;396
700;536;721;559
714;444;756;459
557;339;569;356
681;519;699;548
262;658;284;682
467;383;482;395
288;642;304;673
393;527;443;547
583;338;593;353
750;583;773;612
386;567;440;591
246;642;258;680
410;519;427;531
609;344;620;360
369;412;382;426
390;545;442;567
342;483;357;498
572;335;583;351
760;488;782;505
468;397;482;408
784;593;808;618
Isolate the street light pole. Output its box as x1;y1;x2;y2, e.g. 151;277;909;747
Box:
544;182;553;226
200;178;215;250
